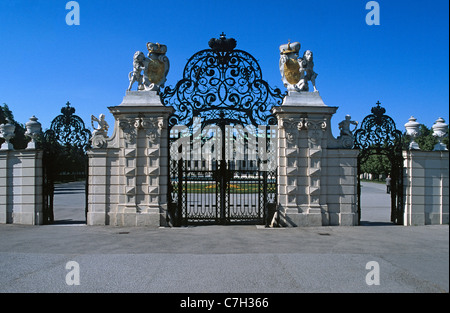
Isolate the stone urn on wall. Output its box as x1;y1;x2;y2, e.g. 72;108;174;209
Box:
432;117;448;151
0;119;16;150
25;116;42;150
404;116;421;150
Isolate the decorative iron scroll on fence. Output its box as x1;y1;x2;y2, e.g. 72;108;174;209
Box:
161;34;285;226
42;102;91;224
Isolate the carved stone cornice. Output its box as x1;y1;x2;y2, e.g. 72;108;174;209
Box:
119;117;140;144
280;118;302;146
118;116;167;145
304;118;327;146
141;117;165;144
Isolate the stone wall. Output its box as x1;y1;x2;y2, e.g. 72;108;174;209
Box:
0;150;43;225
324;149;359;226
403;150;449;225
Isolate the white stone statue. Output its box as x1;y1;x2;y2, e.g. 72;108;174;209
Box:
279;40;318;92
127;51;146;91
339;115;358;137
0;118;15;150
91;114;109;148
298;50;318;92
127;42;170;92
91;114;109;137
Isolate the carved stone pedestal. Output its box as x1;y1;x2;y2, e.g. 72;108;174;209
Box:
87;91;173;227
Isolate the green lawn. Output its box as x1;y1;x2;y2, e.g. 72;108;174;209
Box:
173;182;276;194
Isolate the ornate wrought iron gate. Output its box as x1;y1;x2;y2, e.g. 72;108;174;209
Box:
354;102;404;225
42;102;91;224
161;34;284;226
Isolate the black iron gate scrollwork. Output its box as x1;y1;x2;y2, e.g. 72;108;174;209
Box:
354;101;404;225
160;34;284;226
42;102;91;224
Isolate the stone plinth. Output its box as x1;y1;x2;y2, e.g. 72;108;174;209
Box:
272;91;358;226
87;91;173;227
281;91;329;107
403;150;449;225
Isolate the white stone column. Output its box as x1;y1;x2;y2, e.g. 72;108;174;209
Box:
276;117;302;223
303;117;328;225
87;149;109;225
119;117;140;224
0;151;10;223
13;151;43;225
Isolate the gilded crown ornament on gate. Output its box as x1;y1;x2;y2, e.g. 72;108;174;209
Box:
127;42;170;92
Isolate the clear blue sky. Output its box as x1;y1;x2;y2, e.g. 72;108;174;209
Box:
0;0;448;137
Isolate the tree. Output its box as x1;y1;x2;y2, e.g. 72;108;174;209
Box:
0;103;29;149
361;153;391;180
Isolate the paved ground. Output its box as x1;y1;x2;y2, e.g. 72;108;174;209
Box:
0;181;448;294
52;182;87;224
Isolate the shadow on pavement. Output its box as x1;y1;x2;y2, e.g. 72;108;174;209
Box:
359;221;396;226
51;220;86;225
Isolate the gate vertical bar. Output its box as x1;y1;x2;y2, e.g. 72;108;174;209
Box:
177;159;183;226
357;157;362;225
219;116;227;224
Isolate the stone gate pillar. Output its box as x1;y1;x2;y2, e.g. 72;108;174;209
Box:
87;91;173;226
272;92;359;226
403;150;449;225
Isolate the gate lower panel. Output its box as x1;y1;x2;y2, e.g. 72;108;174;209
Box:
170;160;276;225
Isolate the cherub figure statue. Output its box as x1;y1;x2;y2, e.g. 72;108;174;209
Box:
91;114;109;148
298;50;318;92
91;114;109;137
127;51;146;91
338;115;358;137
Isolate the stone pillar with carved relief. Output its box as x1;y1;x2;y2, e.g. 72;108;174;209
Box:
303;116;328;225
272;91;355;226
274;39;359;226
87;91;173;226
276;117;302;222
